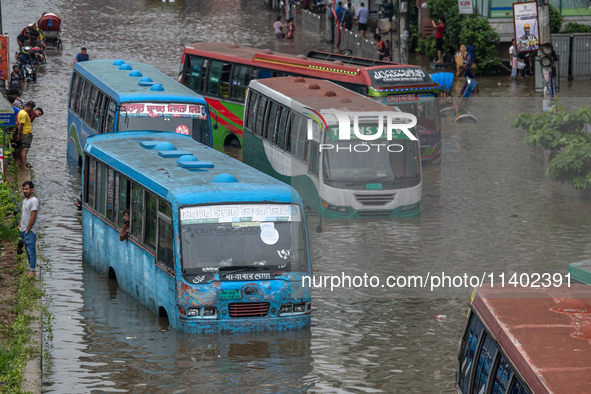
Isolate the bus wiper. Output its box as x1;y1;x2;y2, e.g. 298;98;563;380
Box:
218;266;270;276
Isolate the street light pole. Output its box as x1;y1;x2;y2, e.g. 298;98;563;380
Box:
538;0;553;104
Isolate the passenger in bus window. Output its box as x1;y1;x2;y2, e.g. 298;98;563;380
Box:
120;209;130;241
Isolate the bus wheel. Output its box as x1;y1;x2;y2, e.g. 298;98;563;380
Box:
108;267;117;281
224;135;241;148
158;306;170;328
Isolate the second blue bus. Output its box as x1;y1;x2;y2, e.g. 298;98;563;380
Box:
68;59;213;166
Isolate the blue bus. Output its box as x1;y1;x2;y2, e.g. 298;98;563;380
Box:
68;60;213;166
82;131;312;333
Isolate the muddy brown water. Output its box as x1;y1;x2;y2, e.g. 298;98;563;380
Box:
6;0;591;392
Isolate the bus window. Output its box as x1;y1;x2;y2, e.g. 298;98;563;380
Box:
266;102;279;140
69;74;79;109
508;379;530;394
192;117;210;146
158;216;174;273
85;87;98;126
208;61;231;98
85;156;96;209
256;97;268;136
258;69;272;79
92;92;104;131
159;199;172;217
490;355;513;394
79;82;92;121
113;173;119;223
332;81;368;95
186;56;205;92
458;314;485;394
96;162;107;216
471;333;498;394
118;176;130;227
145;193;157;251
231;65;255;102
74;78;85;114
309;142;319;175
105;101;115;134
273;71;288;77
131;184;144;241
246;91;259;130
276;107;290;149
106;168;115;220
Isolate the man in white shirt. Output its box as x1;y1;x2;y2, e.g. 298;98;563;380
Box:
18;181;39;276
356;2;369;37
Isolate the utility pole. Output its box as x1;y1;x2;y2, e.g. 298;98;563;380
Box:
399;0;409;64
538;0;553;105
0;0;5;98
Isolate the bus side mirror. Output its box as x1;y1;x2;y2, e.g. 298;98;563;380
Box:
213;123;218;130
305;210;323;233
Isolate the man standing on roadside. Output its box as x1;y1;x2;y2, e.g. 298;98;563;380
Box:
357;2;369;38
75;47;89;63
18;181;39;277
17;101;35;171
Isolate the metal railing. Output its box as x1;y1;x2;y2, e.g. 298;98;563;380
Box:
572;33;591;80
302;9;321;35
359;37;379;60
339;28;379;60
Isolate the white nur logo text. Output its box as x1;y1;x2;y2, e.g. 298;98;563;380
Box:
306;110;418;141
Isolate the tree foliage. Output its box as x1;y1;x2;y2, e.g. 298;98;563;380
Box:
564;22;591;34
510;103;591;189
549;5;564;34
425;0;501;74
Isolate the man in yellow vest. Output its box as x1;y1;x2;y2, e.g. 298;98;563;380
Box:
17;101;35;171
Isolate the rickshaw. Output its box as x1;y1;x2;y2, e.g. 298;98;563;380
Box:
38;13;62;49
440;77;479;122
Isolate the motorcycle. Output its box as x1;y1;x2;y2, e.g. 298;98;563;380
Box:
19;63;37;82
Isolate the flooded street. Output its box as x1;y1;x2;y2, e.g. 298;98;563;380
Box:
5;0;591;392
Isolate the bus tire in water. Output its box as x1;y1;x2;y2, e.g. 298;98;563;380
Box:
224;135;241;148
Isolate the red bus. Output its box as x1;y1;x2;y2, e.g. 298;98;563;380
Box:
457;284;591;394
179;42;444;164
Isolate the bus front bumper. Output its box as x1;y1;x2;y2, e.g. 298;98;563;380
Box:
178;313;311;333
319;201;422;218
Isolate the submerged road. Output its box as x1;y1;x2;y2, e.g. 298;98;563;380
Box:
5;0;591;392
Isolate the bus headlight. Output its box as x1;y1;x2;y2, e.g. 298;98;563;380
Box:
280;305;293;314
322;201;349;213
187;308;199;317
203;307;217;316
293;303;306;313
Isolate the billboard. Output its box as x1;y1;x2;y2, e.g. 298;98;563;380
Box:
0;36;8;80
513;2;540;53
459;0;474;15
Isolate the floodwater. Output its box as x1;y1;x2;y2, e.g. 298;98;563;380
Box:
5;0;591;392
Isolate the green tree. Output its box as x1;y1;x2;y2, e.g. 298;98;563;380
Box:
564;22;591;34
426;0;501;74
510;103;591;189
549;4;564;34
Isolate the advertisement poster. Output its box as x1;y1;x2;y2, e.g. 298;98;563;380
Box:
458;0;474;15
0;36;8;81
513;2;540;53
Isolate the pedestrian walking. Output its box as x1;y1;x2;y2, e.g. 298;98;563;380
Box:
75;47;89;63
10;65;23;96
17;101;35;171
286;18;295;39
464;45;476;79
432;16;445;64
18;181;39;277
274;16;286;38
356;2;369;38
336;2;346;24
374;34;386;60
343;3;354;30
509;39;517;80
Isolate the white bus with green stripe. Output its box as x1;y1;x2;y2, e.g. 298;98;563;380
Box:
242;77;422;218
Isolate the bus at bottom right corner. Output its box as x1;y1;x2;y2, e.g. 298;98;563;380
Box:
456;284;591;394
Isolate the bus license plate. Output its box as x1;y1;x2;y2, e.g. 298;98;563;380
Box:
366;183;383;190
219;289;241;300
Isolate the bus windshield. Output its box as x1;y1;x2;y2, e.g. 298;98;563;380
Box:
117;102;210;143
180;204;307;276
322;125;420;190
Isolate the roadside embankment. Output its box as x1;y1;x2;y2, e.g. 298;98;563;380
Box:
0;166;43;394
